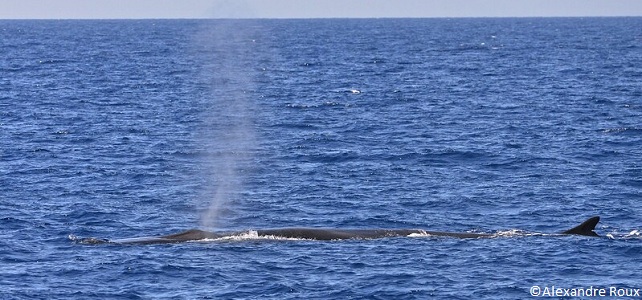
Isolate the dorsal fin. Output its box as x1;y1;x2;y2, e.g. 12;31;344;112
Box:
561;216;600;236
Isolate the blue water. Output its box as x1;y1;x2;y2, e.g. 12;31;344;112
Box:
1;18;641;299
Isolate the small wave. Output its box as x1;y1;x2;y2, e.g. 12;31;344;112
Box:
285;101;349;109
600;127;642;134
38;59;69;65
285;103;314;109
69;234;109;244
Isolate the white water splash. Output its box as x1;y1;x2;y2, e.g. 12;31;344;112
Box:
198;230;309;242
407;230;430;237
494;229;531;237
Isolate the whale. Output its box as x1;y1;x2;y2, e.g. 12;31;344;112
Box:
80;216;601;245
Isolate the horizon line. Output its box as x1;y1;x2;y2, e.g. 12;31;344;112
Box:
2;15;641;21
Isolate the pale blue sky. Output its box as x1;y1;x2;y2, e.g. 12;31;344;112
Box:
1;0;641;19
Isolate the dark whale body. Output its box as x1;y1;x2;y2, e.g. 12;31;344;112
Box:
87;216;601;245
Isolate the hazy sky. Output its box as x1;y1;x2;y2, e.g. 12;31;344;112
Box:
1;0;641;19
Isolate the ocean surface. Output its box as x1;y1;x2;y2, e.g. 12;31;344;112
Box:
1;18;641;299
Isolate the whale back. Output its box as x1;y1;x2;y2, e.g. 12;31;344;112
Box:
160;229;220;241
100;216;602;244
